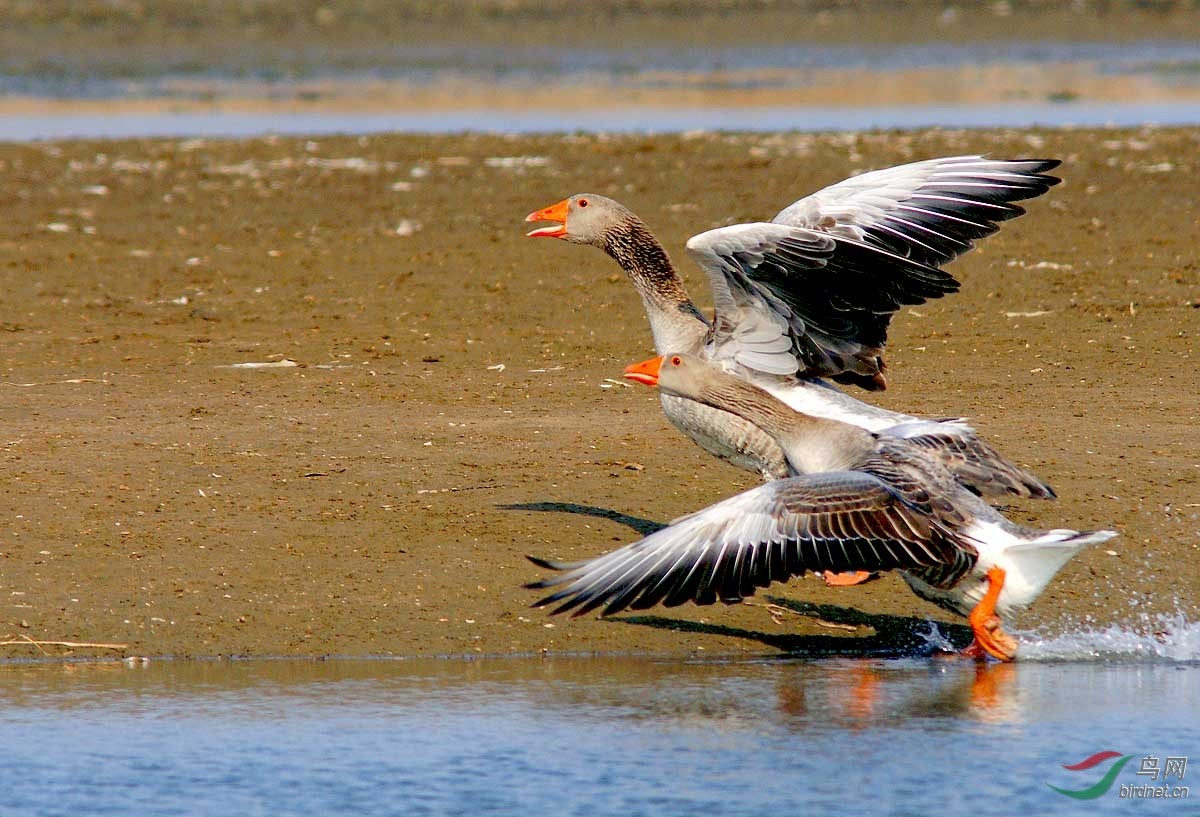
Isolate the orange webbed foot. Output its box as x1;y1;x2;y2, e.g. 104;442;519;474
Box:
966;567;1018;662
821;571;877;587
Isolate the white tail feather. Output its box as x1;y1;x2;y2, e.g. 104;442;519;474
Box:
1001;529;1117;609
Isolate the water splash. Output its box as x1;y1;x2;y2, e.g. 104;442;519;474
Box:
1016;613;1199;663
913;621;962;655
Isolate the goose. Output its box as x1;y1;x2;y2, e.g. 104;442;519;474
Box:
527;353;1116;661
526;155;1059;499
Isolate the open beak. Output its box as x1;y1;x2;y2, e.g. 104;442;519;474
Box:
623;356;663;387
525;199;569;238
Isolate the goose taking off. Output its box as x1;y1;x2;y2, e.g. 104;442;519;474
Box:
527;353;1115;661
526;155;1059;498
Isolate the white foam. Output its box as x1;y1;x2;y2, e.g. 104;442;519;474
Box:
1016;613;1200;663
914;621;961;655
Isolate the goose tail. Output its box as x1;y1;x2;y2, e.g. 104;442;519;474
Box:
1002;528;1117;605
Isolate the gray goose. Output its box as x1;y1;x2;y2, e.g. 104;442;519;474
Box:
527;353;1116;661
526;155;1059;500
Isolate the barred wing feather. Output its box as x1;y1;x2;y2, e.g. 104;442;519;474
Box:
687;223;957;387
527;469;973;617
772;155;1061;268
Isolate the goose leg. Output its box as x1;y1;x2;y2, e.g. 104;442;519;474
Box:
821;571;878;587
963;567;1019;661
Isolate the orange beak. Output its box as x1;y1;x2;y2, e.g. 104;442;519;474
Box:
525;199;570;238
623;356;663;387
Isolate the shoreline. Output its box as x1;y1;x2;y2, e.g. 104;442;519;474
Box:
4;58;1199;115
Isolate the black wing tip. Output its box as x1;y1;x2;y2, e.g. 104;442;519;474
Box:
525;555;580;596
526;554;563;571
527;588;575;614
523;556;558;590
832;370;888;391
1000;202;1027;219
985;477;1057;501
926;268;962;292
966;156;1063;196
985;156;1062;173
526;554;589;572
1017;480;1058;501
1019;157;1062;176
1009;157;1063;191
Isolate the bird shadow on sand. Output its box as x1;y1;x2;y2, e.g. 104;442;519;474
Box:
498;501;666;537
615;597;974;658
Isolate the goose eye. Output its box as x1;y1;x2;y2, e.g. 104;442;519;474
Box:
578;198;589;208
671;356;681;366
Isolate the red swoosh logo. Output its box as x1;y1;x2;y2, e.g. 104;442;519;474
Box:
1062;751;1124;771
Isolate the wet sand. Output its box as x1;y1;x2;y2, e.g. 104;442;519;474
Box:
1;127;1197;658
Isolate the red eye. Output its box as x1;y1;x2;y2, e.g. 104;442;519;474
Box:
578;198;589;207
671;356;681;365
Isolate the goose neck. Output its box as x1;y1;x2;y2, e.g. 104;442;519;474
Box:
603;217;706;351
603;219;693;311
698;377;874;473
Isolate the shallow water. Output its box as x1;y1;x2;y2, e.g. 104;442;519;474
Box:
3;624;1196;817
5;38;1200;95
6;35;1200;141
8;100;1200;142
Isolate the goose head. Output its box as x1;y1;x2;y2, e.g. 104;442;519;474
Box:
622;353;711;398
525;194;631;247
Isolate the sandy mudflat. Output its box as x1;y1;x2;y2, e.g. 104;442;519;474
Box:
0;127;1196;658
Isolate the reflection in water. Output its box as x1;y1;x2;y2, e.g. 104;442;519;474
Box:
0;655;1195;816
775;661;1022;727
540;656;1027;731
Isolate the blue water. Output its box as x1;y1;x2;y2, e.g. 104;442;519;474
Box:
2;631;1197;817
7;39;1200;95
6;36;1200;141
7;100;1200;143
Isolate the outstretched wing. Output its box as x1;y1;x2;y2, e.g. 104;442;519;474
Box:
687;223;957;389
526;469;974;617
886;420;1057;500
772;155;1061;269
691;155;1060;389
